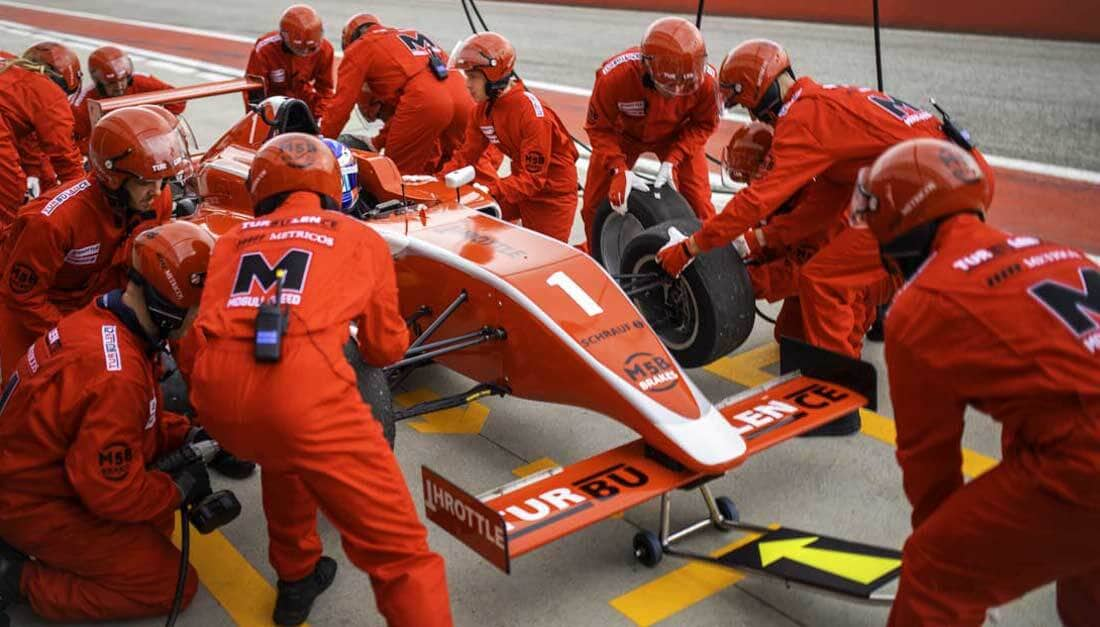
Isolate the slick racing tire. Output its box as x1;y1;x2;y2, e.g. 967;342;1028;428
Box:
343;339;397;449
591;185;695;272
620;218;755;368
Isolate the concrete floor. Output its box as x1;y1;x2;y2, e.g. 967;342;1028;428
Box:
1;3;1096;625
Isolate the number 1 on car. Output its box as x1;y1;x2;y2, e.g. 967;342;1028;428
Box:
547;271;604;316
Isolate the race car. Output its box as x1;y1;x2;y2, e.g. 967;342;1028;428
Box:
90;82;902;603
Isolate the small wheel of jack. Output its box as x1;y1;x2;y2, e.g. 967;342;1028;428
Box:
633;530;663;567
714;496;740;530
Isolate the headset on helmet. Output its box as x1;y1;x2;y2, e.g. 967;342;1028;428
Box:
248;133;342;216
718;39;792;123
129;221;215;338
342;13;381;50
89;105;192;191
89;46;134;94
23;41;82;96
851;138;991;277
280;4;324;57
449;32;516;98
322;138;360;211
721;121;774;184
640;17;707;98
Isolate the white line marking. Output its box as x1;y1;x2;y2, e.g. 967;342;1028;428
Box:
0;0;255;42
3;3;1099;187
147;59;197;75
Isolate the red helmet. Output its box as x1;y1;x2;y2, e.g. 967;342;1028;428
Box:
89;46;134;90
280;4;324;57
853;138;991;246
89;105;192;191
342;13;380;50
718;39;790;120
248;132;342;212
640;17;707;97
131;220;215;311
449;32;516;86
23;41;82;95
722;121;774;183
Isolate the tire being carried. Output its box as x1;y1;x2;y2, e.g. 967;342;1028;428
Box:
591;185;695;272
620;218;755;368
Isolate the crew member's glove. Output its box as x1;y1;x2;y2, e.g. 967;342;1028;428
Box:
656;226;696;278
172;461;212;506
24;176;41;202
187;427;256;480
609;167;649;215
653;161;675;190
732;228;765;259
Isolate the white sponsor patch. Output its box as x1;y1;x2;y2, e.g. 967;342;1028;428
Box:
270;68;286;83
64;243;101;266
617;100;646;117
522;91;544;118
101;325;121;372
25;345;38;374
41;179;92;217
601;51;642;75
479;125;500;144
146;397;157;430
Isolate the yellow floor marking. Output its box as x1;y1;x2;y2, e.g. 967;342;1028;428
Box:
702;342;781;388
171;522;293;626
396;387;491;434
612;343;1002;624
512;457;559;477
609;525;779;626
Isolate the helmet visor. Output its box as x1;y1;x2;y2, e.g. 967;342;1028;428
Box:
646;54;705;97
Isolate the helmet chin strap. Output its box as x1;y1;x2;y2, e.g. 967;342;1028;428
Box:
751;69;796;123
127;268;187;341
880;221;941;280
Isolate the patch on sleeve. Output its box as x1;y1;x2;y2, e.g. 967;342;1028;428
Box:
617;100;646;117
270;68;287;83
41;179;91;217
101;325;122;372
98;442;133;482
523;151;547;173
522;92;545;118
146;396;157;430
25;344;38;374
7;263;38;294
64;243;101;266
47;328;62;353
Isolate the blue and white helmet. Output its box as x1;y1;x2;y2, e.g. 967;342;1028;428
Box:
322;138;359;211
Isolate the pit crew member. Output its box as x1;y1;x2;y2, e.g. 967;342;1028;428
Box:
439;32;578;243
71;45;187;155
0;42;84;225
190;133;452;626
245;4;335;124
0;105;181;377
851;138;1100;627
581;16;719;243
658;38;995;358
0;221;216;622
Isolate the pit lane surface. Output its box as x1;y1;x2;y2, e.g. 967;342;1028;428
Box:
0;4;1091;626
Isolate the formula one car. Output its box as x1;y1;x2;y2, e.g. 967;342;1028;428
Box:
91;81;902;605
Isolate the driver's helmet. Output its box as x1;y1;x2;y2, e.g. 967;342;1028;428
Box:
322;138;360;211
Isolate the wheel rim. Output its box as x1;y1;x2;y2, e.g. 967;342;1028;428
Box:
630;254;700;351
600;213;645;271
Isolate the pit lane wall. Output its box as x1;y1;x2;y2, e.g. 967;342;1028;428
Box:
516;0;1100;42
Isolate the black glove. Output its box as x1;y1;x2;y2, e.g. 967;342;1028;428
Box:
172;461;212;507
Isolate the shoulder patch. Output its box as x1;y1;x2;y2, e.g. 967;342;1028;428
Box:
522;91;545;118
601;52;642;76
257;34;282;50
101;325;122;372
145;396;157;430
41;179;92;217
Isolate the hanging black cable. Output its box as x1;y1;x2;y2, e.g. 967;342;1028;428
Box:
460;0;478;35
755;304;776;325
872;0;884;91
695;0;705;28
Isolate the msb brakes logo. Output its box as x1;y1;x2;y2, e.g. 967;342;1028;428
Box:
623;352;678;392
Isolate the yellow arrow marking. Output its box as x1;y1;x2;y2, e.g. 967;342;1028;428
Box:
397;387;490;434
758;536;900;585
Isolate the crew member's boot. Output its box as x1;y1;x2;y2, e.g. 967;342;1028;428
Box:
273;556;338;626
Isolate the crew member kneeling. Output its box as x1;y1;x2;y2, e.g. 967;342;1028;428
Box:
853;138;1100;627
0;221;216;622
190;133;452;626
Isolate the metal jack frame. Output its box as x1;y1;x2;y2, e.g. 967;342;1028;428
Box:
633;483;897;606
